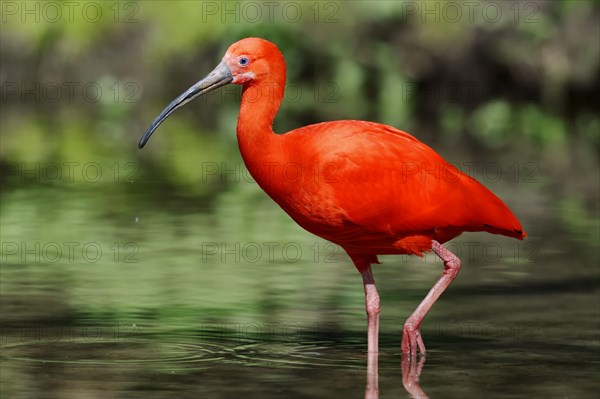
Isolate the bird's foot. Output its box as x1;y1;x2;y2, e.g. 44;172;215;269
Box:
401;321;426;359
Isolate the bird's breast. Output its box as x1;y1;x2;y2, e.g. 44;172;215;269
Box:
244;159;346;225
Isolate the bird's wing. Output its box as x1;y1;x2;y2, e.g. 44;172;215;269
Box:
288;121;524;242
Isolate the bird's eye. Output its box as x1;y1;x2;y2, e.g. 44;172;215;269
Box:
239;57;249;66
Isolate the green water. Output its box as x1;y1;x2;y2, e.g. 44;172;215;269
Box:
1;170;598;398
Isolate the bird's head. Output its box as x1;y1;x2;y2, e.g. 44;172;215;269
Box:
225;37;285;85
138;37;285;148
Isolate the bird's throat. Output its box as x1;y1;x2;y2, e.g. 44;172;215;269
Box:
238;81;283;134
236;80;284;151
236;80;285;191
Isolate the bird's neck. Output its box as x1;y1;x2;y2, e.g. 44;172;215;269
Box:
236;79;288;196
236;80;284;162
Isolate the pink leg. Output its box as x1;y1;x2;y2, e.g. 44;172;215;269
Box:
362;267;380;355
402;240;461;359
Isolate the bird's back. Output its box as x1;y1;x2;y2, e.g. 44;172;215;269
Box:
262;120;525;256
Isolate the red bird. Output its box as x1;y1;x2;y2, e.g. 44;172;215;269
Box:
139;38;525;359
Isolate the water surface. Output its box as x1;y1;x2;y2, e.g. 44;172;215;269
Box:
1;180;598;398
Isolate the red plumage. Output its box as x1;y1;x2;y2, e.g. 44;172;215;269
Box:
248;120;524;267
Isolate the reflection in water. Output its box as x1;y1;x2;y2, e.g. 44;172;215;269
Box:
401;356;428;399
364;352;428;399
364;352;378;399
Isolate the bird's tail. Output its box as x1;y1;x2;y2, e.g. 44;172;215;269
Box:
468;181;526;240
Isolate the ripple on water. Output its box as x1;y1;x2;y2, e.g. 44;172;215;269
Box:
0;339;226;370
1;334;399;371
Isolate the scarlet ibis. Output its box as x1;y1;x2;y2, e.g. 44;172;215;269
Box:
139;37;525;359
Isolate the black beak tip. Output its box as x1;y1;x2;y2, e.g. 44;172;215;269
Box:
138;127;154;149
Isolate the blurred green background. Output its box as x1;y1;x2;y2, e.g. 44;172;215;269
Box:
1;1;599;398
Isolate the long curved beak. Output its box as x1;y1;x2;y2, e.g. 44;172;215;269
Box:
138;62;233;149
